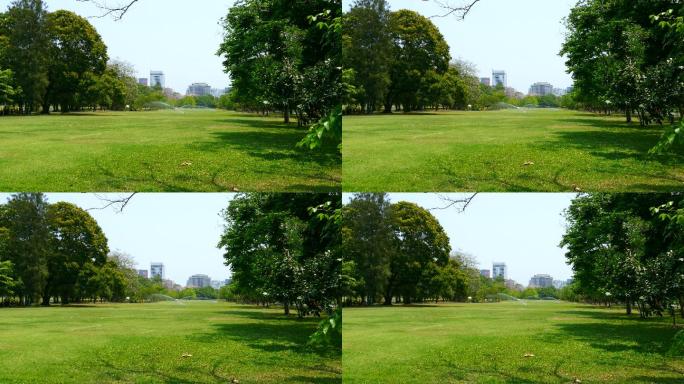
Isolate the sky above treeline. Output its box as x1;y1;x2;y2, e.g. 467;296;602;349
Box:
343;0;576;93
343;193;576;285
0;193;234;285
0;0;235;93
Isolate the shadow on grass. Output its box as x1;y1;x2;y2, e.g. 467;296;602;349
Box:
195;130;340;167
195;309;341;358
543;310;679;356
547;117;684;166
93;353;265;384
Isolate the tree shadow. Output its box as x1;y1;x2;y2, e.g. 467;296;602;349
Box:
543;311;679;356
542;117;684;166
193;310;340;359
191;129;340;168
93;352;230;384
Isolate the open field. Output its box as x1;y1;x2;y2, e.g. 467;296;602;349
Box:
343;109;684;192
343;301;683;383
0;110;340;191
0;301;341;384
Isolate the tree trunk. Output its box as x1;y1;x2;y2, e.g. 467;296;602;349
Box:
283;103;290;124
626;301;632;315
625;109;632;123
283;301;290;315
383;293;392;305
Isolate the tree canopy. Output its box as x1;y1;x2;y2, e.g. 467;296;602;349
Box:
561;193;684;318
561;0;684;128
218;192;341;317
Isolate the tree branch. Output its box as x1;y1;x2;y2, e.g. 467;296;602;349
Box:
76;0;139;21
430;193;478;212
428;0;481;20
87;193;137;213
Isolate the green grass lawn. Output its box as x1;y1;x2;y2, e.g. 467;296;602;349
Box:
343;109;684;192
343;301;684;383
0;301;341;384
0;110;340;192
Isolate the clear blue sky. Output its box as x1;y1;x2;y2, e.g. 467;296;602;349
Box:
0;193;233;285
343;0;575;93
1;0;234;93
343;193;576;285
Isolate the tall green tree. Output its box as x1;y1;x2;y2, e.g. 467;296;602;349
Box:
218;193;341;317
342;193;393;305
561;0;684;124
386;201;451;304
0;193;51;305
218;0;341;125
43;202;109;305
385;9;450;112
342;0;392;113
0;0;49;114
42;10;108;113
561;193;684;317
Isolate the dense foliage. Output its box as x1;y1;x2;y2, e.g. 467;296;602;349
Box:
342;0;576;113
342;193;468;305
218;0;341;127
561;193;684;320
218;192;341;318
561;0;684;134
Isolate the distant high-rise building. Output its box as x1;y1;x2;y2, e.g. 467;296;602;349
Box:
553;279;567;289
187;274;211;288
210;87;231;98
138;78;148;86
162;279;177;290
492;70;507;88
529;82;554;96
480;77;491;87
186;83;212;97
552;88;567;97
150;71;165;88
492;262;507;279
210;280;228;289
529;274;554;288
150;263;165;279
137;269;148;278
480;269;491;278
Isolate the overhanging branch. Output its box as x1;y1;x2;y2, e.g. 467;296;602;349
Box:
430;193;478;212
87;193;137;213
428;0;481;20
76;0;139;21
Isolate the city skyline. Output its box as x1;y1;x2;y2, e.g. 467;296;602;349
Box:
343;0;576;92
17;0;235;92
0;193;234;284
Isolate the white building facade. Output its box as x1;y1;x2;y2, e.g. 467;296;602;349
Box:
150;71;165;88
150;263;165;279
492;262;507;279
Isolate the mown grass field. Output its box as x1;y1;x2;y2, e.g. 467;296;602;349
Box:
0;110;340;192
0;301;341;384
342;109;684;192
343;301;683;383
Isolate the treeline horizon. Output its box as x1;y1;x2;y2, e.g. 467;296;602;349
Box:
341;192;684;325
342;1;683;127
341;0;577;114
